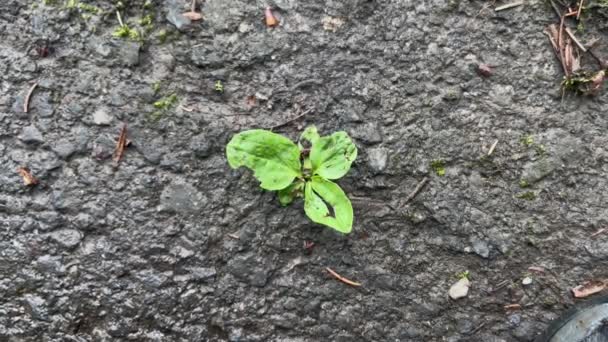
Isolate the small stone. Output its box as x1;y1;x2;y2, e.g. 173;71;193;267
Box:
187;267;217;282
52;139;76;160
227;253;271;287
449;278;470;300
159;180;206;214
367;147;388;173
522;277;533;286
93;107;112;125
190;134;213;158
520;158;557;184
19;125;44;145
23;294;49;321
471;239;490;259
350;122;382;144
113;41;141;67
49;229;83;248
166;10;191;31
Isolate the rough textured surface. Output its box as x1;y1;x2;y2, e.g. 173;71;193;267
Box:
2;0;608;341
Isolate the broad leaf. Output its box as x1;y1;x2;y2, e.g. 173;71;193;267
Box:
304;177;353;233
278;181;304;206
309;131;357;180
226;130;301;190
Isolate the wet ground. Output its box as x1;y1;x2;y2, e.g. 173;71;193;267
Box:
2;0;608;341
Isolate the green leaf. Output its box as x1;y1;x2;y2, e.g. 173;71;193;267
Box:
304;177;353;233
309;131;357;180
300;126;320;145
278;181;304;206
226;130;301;190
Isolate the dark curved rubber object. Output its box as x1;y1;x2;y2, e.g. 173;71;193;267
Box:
536;295;608;342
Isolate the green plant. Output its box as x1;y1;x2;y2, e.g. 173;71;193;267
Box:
153;94;178;110
431;159;446;176
112;10;141;41
456;270;470;280
516;191;536;200
226;126;357;233
520;135;534;147
151;81;161;93
214;80;224;93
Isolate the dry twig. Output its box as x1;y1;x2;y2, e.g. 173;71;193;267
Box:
495;1;523;12
591;228;607;237
23;82;38;113
269;108;313;130
504;303;522;310
325;267;362;287
112;123;128;166
227;233;240;239
488;140;499;156
404;177;429;203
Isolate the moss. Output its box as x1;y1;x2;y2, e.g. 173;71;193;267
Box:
153;94;178;110
520;135;534;147
431;159;446;177
151;81;161;93
112;25;141;41
65;0;77;8
139;14;153;26
157;29;168;44
516;191;536;201
78;2;100;14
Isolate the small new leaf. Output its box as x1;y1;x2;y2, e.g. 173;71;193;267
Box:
226;130;301;190
310;131;357;179
300;125;320;145
278;181;304;206
304;176;353;233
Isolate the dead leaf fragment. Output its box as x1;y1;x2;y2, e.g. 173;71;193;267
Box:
182;11;202;21
113;122;128;167
572;280;607;298
477;64;493;77
265;7;279;27
18;167;38;186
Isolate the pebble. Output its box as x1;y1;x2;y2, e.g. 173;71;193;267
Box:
52;139;76;160
472;239;490;259
522;277;533;286
367;147;388;173
92;107;112;125
521;158;557;184
49;229;83;249
350;122;382;144
159;181;206;214
449;278;470;300
19;125;44;145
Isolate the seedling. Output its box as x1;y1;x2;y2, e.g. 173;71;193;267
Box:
153;94;178;110
519;135;534;147
112;11;141;41
431;159;446;177
226;126;357;233
214;80;224;93
456;270;470;280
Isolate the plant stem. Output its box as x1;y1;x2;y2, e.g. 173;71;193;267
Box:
116;10;125;27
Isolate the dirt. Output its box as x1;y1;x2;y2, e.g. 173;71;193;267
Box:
1;0;608;341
